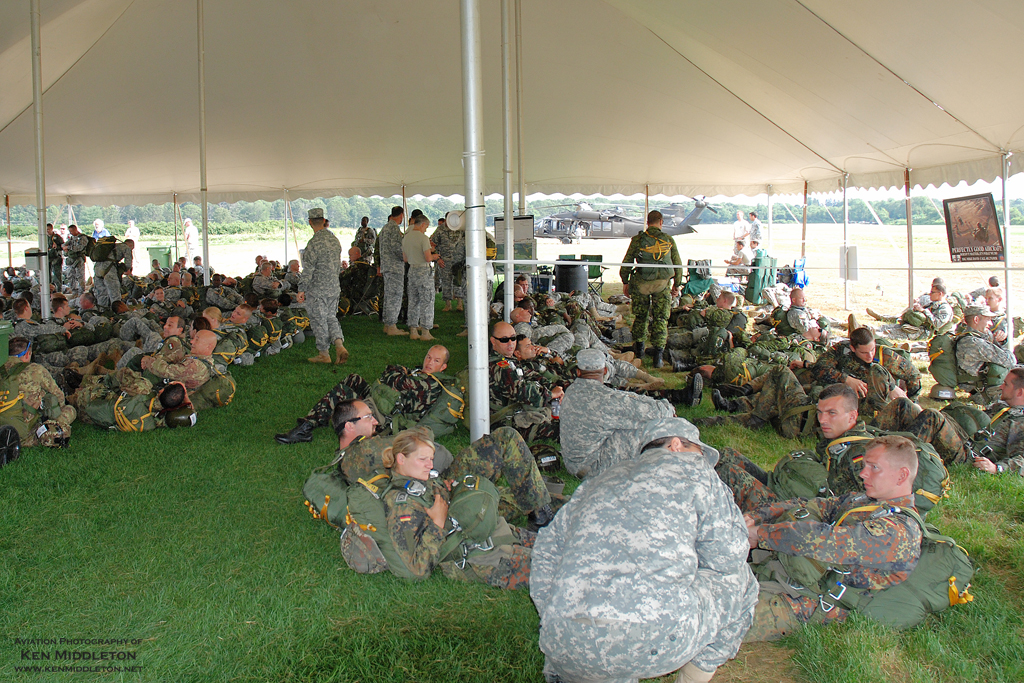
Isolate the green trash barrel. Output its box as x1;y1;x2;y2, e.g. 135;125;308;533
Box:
147;245;172;269
0;320;11;366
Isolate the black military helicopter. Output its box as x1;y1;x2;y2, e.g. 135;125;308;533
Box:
533;197;716;243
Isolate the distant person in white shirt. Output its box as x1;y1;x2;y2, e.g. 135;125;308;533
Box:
732;210;751;244
725;240;754;277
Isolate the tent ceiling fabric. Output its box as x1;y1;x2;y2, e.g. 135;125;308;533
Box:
0;0;1022;205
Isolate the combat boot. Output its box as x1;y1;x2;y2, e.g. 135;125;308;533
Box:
679;372;703;408
672;360;697;373
418;328;436;341
652;347;665;368
528;504;556;531
848;313;862;331
308;350;332;363
334;340;349;364
384;325;409;336
633;341;646;363
408;327;421;340
712;388;738;412
275;419;314;444
676;662;717;683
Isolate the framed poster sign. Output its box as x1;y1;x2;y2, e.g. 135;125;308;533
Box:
942;193;1004;262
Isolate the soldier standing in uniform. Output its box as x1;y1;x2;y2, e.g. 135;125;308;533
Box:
376;206;407;336
620;210;683;368
93;239;133;309
744;436;923;641
63;224;90;297
351;216;377;258
402;214;442;340
532;417;757;683
431;216;462;312
45;224;64;291
298;208;348;364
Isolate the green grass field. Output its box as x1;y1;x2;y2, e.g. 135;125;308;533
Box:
1;306;1022;682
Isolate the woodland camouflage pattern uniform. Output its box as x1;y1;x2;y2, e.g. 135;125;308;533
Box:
808;343;911;415
299;225;344;353
337;258;375;312
730;365;815;437
559;376;675;478
375;218;405;327
488;352;558;441
382;473;535;589
620;225;683;349
873;398;968;465
1;359;76;447
532;424;757;682
715;422;875;513
64;232;90;296
745;492;922;641
352;224;378;258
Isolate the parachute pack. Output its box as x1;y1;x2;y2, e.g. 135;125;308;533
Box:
89;236;119;262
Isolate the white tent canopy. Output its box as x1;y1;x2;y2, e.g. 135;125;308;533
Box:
1;0;1022;206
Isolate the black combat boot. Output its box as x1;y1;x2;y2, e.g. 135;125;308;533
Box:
275;419;315;444
681;372;703;408
528;504;556;531
711;389;738;413
716;383;754;399
672;360;697;373
633;341;646;362
652;347;665;369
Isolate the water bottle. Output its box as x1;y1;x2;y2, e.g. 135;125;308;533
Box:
551;398;560;419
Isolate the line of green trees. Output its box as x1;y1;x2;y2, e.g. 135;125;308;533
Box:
3;195;1022;237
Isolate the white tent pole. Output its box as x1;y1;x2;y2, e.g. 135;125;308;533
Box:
514;0;526;216
905;169;914;306
801;181;808;258
766;185;773;254
402;186;407;228
843;174;850;311
501;0;514;322
197;0;210;280
644;184;649;220
283;189;289;264
30;0;51;319
173;193;180;265
5;195;12;268
1002;153;1012;351
461;0;489;441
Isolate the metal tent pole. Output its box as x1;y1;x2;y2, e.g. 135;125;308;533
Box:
461;0;489;441
5;195;11;268
842;174;850;311
283;190;289;264
766;185;773;254
30;0;51;319
501;0;514;322
173;194;180;262
905;169;914;306
1002;153;1012;351
801;181;808;258
514;0;526;215
197;0;210;280
644;184;649;221
402;185;407;228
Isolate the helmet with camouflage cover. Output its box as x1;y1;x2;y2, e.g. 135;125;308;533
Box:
38;421;70;448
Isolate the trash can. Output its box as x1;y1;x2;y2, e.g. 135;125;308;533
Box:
148;245;172;269
0;320;11;366
554;259;588;294
23;248;45;272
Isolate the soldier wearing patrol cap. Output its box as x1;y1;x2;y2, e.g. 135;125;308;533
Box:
298;207;348;364
532;416;757;683
951;304;1016;403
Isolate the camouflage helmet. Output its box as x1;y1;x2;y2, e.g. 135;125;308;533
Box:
38;421;70;449
165;408;197;428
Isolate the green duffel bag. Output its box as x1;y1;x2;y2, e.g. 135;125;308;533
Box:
33;333;67;355
301;463;350;529
768;450;828;500
67;326;96;348
91;317;113;343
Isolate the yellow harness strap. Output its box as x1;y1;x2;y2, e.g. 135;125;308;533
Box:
423;371;466;419
834;504;882;528
825;435;874;471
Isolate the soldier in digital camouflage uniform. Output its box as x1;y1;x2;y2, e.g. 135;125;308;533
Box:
251;263;283;300
559;348;676;479
205;275;245;311
351;216;377;260
971;367;1024;476
298;208;348;364
63;224;90;297
489;321;561;442
93;239;133;309
620;210;684;369
510;305;575;358
0;337;76;447
953;305;1015;403
715;384;874;513
532;417;757;683
430;216;462;311
784;287;829;341
137;329;217;390
744;436;923;641
375;206;407;334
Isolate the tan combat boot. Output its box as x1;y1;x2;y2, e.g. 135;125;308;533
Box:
308;350;332;363
384;325;409;336
334;340;349;364
418;328;436;341
409;327;421;340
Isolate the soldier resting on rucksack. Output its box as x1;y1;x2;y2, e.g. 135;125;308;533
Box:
971;367;1024;477
743;435;923;640
275;345;463;444
72;377;196;432
934;305;1015;404
0;336;76;448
